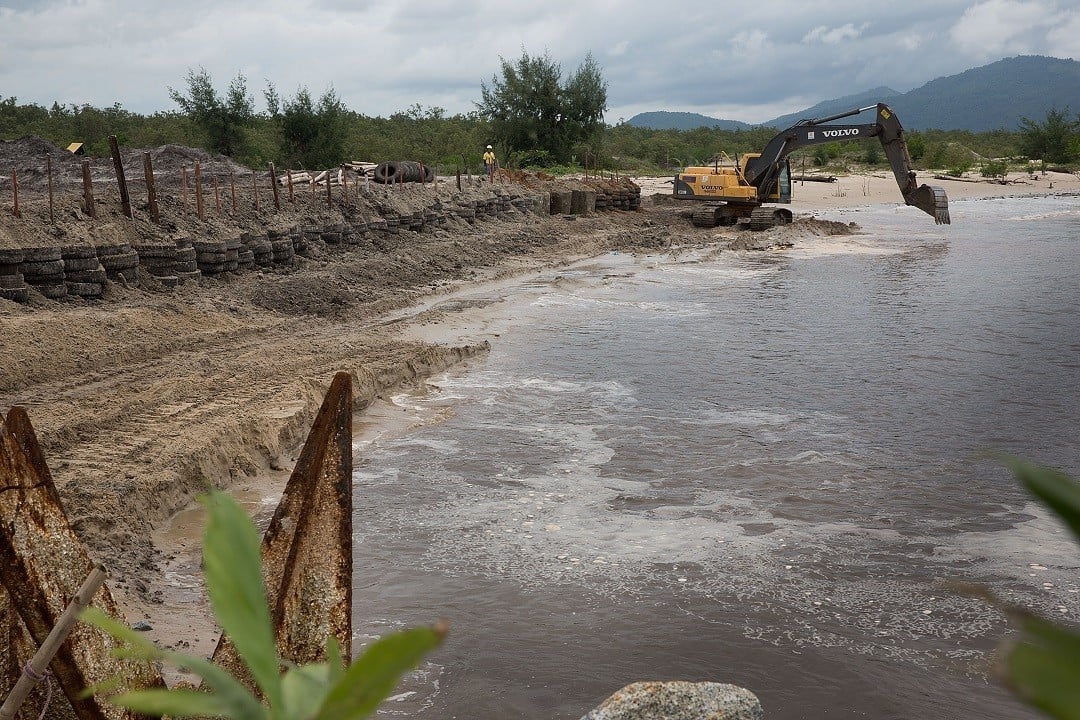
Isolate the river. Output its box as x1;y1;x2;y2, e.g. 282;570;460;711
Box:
351;194;1080;719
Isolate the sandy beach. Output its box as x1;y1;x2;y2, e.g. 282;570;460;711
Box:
1;162;1077;684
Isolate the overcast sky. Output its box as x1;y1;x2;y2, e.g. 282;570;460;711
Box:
1;0;1077;124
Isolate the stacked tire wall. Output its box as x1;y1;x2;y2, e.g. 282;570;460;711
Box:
0;181;639;307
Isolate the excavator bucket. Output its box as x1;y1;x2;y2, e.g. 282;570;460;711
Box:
904;184;951;224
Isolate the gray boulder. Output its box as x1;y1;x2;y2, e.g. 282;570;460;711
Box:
581;681;763;720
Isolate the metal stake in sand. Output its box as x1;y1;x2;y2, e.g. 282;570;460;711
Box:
0;565;109;720
108;135;132;219
194;161;205;221
81;160;95;218
143;152;159;225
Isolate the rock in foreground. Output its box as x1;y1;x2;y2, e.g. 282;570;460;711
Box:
581;681;763;720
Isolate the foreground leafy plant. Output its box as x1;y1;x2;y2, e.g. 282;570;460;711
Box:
84;490;445;719
998;457;1080;720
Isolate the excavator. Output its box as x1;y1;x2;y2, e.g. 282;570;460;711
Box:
673;103;951;228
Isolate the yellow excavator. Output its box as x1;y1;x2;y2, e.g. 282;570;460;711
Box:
673;103;950;228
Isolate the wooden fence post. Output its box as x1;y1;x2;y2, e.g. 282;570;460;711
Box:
194;161;204;221
143;152;159;224
181;166;189;218
287;170;294;203
45;155;54;223
269;163;280;211
81;160;95;218
108;135;132;218
11;168;19;219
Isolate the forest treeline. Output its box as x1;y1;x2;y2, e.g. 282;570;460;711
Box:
2;59;1077;178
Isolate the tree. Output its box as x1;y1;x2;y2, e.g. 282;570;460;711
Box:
169;67;255;157
267;84;348;169
477;50;607;165
1018;107;1079;164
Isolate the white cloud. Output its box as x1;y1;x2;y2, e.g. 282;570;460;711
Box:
0;0;1073;125
949;0;1058;58
802;22;868;45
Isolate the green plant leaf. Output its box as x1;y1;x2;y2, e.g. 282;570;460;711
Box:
325;636;346;685
1003;613;1080;720
82;606;266;720
201;491;285;712
281;663;331;719
317;623;447;720
110;688;234;718
1002;455;1080;543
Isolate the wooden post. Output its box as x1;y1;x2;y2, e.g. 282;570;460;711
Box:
252;171;260;211
230;172;237;212
341;168;349;206
287;170;294;203
269;163;280;211
213;175;222;214
326;170;332;208
0;566;109;720
143;152;159;224
181;166;189;218
45;155;54;223
81;159;96;218
194;161;204;220
11;168;19;219
108;135;132;218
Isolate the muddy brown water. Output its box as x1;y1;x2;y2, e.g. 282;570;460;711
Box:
350;196;1080;719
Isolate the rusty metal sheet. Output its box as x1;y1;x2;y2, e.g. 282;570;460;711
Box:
213;371;353;679
0;407;165;720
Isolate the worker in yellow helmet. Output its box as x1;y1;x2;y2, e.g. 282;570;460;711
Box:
483;144;496;182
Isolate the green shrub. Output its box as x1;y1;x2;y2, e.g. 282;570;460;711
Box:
84;490;445;720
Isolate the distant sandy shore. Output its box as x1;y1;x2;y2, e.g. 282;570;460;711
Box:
633;169;1079;212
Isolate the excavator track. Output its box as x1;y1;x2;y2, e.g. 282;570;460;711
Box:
748;207;793;231
691;204;722;228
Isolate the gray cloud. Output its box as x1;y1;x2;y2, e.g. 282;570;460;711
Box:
0;0;1076;124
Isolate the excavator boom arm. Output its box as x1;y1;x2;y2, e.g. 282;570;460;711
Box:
745;103;950;224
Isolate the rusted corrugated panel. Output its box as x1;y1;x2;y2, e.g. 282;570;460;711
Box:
213;371;353;681
0;407;165;720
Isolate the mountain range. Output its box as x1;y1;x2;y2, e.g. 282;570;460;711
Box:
625;55;1080;132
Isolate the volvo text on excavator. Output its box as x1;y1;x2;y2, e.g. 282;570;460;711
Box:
673;103;951;229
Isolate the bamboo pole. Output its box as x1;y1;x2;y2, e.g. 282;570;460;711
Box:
81;160;95;218
0;565;109;720
143;152;159;224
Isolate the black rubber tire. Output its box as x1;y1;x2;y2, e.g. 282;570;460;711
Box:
61;244;98;259
0;273;25;289
66;269;107;284
0;248;24;264
95;243;131;257
37;282;68;299
0;286;30;303
99;251;140;271
136;243;177;259
22;246;62;262
66;282;103;298
63;256;102;272
22;259;65;276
